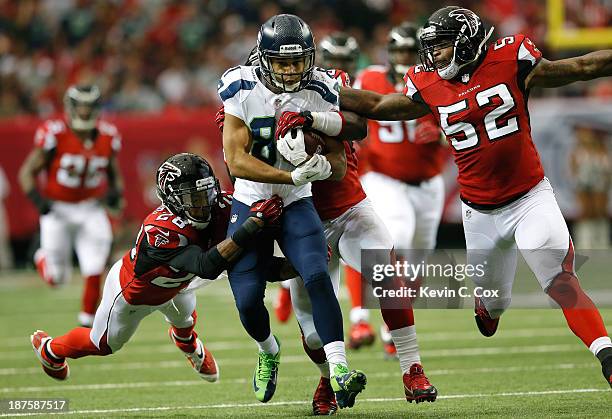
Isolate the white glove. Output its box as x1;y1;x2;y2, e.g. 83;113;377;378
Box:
277;128;309;166
291;154;332;186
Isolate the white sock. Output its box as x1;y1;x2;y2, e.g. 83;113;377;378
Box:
257;333;279;355
390;325;421;374
349;307;370;324
590;336;612;356
323;341;347;373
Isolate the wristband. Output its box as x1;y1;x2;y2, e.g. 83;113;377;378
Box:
231;217;262;248
311;111;343;136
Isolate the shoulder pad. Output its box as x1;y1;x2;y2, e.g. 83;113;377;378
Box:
34;120;66;150
144;225;186;249
218;65;258;102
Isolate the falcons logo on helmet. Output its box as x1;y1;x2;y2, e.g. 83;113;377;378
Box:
449;8;481;37
157;162;181;191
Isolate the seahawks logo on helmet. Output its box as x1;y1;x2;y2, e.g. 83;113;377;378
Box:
449;8;481;38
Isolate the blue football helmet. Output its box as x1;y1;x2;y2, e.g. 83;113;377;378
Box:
257;14;315;92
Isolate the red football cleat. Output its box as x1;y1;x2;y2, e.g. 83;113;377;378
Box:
30;330;69;380
274;286;292;323
312;377;338;415
348;321;375;350
170;329;219;382
34;250;56;287
403;363;437;403
474;297;499;337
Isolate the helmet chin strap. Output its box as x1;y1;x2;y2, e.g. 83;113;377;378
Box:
437;26;495;80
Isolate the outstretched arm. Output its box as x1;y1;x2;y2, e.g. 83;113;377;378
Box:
526;50;612;89
339;87;430;121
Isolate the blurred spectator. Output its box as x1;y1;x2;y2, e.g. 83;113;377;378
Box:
570;125;612;249
0;0;608;118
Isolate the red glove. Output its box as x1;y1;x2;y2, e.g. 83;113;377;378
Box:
215;106;225;133
275;111;313;140
414;121;442;144
250;195;284;224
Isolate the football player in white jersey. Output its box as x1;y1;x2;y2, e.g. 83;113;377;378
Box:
219;14;368;408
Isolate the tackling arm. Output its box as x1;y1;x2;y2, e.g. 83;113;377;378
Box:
526;50;612;89
339;87;430;121
223;113;294;184
165;217;264;279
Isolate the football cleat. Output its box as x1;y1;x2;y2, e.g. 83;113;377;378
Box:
348;321;375;350
330;364;367;409
403;363;438;403
274;286;292;323
253;336;281;403
34;250;57;287
30;330;69;381
169;329;219;382
474;297;499;337
383;341;398;360
596;347;612;388
312;377;338;416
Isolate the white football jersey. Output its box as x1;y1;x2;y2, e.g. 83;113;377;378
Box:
219;65;340;206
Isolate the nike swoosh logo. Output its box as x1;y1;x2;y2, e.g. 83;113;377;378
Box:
306;173;317;180
286;141;294;151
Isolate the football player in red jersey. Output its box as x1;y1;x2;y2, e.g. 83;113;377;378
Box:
19;85;124;327
339;6;612;387
30;153;284;382
351;22;447;358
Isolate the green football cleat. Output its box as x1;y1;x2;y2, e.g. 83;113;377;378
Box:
331;364;367;408
253;336;281;403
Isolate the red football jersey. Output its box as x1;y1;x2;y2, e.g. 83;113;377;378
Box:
119;192;232;306
354;66;446;183
405;34;544;206
312;69;367;221
34;119;121;202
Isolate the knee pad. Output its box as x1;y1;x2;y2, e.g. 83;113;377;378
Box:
303;330;323;350
303;271;331;289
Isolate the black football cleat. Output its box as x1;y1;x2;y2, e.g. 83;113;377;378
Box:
474;297;499;337
596;347;612;388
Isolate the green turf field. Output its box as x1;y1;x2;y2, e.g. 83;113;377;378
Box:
0;271;610;418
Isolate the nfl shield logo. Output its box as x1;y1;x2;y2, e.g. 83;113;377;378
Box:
231;214;238;223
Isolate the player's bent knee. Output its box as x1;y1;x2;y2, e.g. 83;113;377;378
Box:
303;331;323;350
546;272;582;309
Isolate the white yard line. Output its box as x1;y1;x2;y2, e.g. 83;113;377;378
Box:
0;362;593;392
0;343;587;376
0;388;609;417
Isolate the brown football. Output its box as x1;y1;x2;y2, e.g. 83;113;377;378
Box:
303;129;328;155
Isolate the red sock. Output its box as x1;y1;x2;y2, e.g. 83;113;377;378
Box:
345;266;363;309
381;307;415;331
548;272;609;348
171;311;197;353
82;275;101;315
50;327;111;359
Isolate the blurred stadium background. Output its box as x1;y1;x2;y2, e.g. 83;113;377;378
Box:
0;0;612;267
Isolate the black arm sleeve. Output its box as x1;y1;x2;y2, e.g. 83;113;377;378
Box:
148;244;230;279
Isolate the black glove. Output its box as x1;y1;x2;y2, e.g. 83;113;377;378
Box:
105;188;122;211
27;189;51;215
